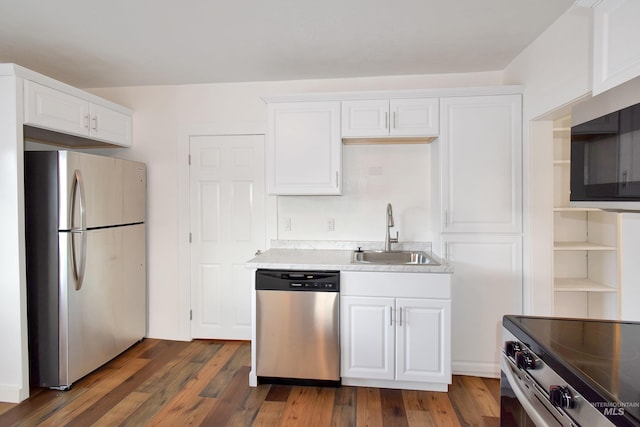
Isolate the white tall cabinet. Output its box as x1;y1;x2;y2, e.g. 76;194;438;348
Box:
436;93;523;378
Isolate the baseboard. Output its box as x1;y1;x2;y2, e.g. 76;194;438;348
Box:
0;383;27;404
452;361;500;379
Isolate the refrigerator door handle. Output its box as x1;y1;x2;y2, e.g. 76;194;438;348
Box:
71;170;87;290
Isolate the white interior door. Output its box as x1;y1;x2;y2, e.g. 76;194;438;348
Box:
190;134;265;339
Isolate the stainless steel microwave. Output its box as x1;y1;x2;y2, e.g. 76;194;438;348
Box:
571;101;640;211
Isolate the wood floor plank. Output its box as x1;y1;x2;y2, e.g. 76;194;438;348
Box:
200;342;250;398
106;339;160;369
482;377;501;407
0;402;14;416
356;387;383;427
405;409;436;427
462;376;500;417
265;385;292;402
279;386;336;427
402;390;435;427
144;395;219;427
91;391;152;427
200;366;253;426
224;383;272;427
424;391;462;427
448;375;501;426
380;388;409;427
252;401;287;426
331;386;357;427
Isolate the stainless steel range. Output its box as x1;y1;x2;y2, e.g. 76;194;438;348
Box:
501;315;640;426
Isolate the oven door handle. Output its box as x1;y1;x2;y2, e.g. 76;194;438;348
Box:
501;353;561;427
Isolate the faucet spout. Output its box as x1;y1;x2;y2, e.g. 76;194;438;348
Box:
385;203;399;251
386;203;394;227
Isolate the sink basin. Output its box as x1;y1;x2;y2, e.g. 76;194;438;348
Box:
352;250;440;265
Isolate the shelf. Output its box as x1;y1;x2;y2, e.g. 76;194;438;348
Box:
554;241;617;251
554;278;617;293
553;127;571;139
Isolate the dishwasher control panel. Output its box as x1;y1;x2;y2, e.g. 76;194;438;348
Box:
256;269;340;292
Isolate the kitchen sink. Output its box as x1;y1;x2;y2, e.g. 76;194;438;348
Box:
352;250;440;265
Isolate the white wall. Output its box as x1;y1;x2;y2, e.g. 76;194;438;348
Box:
89;71;503;340
503;5;593;315
278;143;433;242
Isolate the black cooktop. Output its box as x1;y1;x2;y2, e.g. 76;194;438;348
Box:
504;315;640;426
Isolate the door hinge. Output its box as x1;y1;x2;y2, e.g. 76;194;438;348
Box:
190;310;193;320
189;232;192;243
188;154;191;165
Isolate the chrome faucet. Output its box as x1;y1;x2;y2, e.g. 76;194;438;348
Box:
385;203;399;252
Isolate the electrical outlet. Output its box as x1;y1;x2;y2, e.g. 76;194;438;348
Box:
327;218;335;232
283;217;291;232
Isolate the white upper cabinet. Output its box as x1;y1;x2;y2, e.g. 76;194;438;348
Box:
439;94;522;233
342;98;439;138
593;0;640;95
266;101;342;195
24;80;132;147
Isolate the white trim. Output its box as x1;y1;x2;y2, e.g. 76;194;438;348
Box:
452;361;500;379
261;85;524;104
0;385;26;404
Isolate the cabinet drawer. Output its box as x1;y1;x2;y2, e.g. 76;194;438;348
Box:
341;271;451;299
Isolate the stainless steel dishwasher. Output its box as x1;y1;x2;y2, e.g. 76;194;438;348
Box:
255;269;340;385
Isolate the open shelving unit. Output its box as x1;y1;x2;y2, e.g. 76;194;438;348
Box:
552;116;620;320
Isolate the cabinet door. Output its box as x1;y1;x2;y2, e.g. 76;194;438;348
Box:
390;98;439;136
24;80;89;137
440;95;522;233
89;104;132;147
267;101;341;195
396;298;450;383
593;0;640;95
341;296;394;380
341;99;389;137
442;234;522;378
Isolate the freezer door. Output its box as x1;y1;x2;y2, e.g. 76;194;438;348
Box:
59;224;146;388
58;151;146;229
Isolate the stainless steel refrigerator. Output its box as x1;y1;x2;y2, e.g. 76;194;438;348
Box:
25;150;146;390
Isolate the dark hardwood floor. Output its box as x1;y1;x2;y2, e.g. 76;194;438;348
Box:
0;339;500;426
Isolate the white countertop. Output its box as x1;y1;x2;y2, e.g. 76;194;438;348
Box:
246;241;452;273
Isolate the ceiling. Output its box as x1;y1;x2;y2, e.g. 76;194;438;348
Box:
0;0;576;88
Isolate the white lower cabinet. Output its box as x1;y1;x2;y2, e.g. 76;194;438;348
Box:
340;271;451;391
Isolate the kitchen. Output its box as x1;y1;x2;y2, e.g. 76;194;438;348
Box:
2;0;640;425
